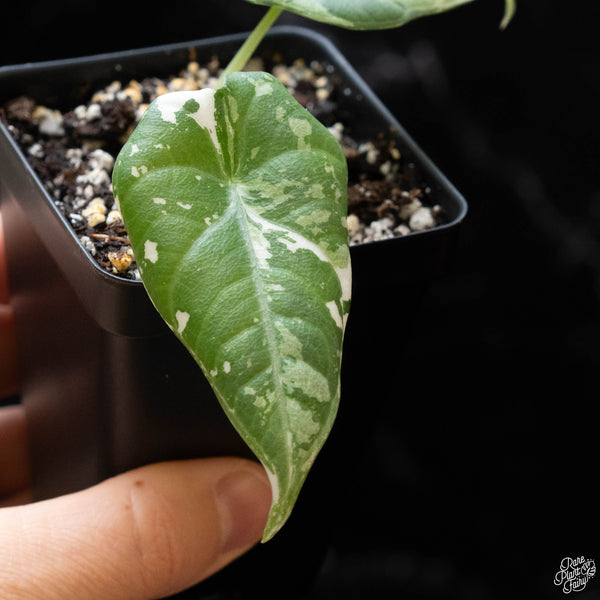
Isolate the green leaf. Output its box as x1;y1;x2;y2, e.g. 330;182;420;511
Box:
112;71;351;541
243;0;475;30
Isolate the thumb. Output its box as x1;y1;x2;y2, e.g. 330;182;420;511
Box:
0;457;271;600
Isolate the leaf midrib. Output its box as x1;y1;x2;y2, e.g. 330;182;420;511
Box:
228;182;292;479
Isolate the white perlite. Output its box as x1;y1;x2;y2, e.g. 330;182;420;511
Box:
409;206;436;231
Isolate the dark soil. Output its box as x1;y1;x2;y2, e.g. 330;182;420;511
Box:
1;53;443;280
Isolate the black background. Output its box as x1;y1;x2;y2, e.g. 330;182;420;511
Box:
2;1;599;598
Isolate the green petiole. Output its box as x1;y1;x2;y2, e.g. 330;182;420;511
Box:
220;6;284;81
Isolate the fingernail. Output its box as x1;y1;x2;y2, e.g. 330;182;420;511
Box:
216;465;271;554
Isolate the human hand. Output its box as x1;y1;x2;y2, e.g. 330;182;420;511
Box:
0;211;271;599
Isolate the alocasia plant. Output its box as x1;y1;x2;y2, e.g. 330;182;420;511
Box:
113;0;515;541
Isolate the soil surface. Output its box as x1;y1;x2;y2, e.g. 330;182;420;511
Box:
1;52;444;280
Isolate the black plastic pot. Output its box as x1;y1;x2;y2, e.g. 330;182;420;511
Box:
0;26;466;599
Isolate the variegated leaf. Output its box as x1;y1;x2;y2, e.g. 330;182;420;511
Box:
243;0;475;29
112;71;351;541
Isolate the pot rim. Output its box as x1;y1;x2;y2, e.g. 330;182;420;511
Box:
0;24;467;264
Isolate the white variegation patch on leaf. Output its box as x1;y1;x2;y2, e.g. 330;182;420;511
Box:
112;71;350;541
243;0;476;30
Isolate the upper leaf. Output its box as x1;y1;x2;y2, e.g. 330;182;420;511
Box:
112;72;351;541
243;0;475;30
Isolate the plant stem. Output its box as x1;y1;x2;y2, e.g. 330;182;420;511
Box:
220;6;283;81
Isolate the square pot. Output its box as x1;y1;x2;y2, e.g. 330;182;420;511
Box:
0;25;467;598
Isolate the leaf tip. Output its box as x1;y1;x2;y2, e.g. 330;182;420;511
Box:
261;505;293;542
261;523;279;544
259;467;289;542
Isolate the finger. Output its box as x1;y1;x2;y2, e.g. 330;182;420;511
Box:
0;457;271;600
0;406;30;499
